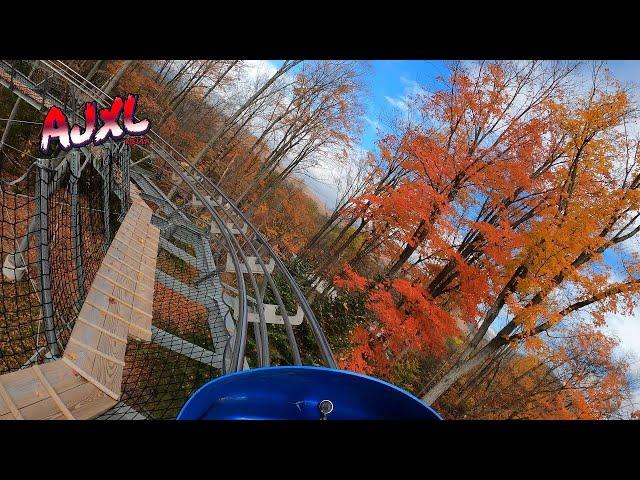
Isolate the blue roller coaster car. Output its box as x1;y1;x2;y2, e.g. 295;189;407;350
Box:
177;366;442;420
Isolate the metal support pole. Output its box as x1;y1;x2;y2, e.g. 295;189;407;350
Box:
259;274;268;304
69;150;85;303
102;146;112;250
122;144;131;212
36;160;59;359
2;154;69;282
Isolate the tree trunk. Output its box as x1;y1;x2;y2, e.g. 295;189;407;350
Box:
422;317;519;406
314;219;368;278
300;208;344;256
101;60;134;95
422;334;502;405
385;220;427;278
85;60;103;82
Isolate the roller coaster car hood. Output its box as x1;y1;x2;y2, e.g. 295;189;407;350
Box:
177;366;442;420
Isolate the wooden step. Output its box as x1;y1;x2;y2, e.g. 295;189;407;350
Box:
0;359;117;420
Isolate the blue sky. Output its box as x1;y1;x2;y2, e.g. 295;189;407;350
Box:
359;60;640;153
269;60;450;152
360;60;448;150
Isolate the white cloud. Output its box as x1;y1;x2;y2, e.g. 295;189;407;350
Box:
363;115;381;130
385;95;409;112
399;76;428;98
213;60;281;110
383;75;432;126
237;60;279;90
603;310;640;415
296;142;371;210
605;311;640;366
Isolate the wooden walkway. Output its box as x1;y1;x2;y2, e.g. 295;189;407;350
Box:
0;185;159;420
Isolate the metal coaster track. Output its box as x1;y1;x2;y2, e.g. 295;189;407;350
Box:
0;59;336;375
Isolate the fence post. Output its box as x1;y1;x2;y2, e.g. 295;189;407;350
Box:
69;150;85;303
36;159;60;359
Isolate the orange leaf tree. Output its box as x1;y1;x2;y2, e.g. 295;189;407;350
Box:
334;61;640;408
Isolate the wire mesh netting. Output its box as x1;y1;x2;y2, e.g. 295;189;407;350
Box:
1;146;130;373
100;162;229;419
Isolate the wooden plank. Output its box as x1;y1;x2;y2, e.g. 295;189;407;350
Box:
95;269;154;304
111;224;151;245
116;225;150;242
112;236;157;262
90;353;124;399
117;230;159;252
127;308;153;340
64;317;129;400
68;337;125;366
105;248;156;279
110;238;159;264
121;211;150;223
118;221;154;238
59;383;117;420
121;211;152;225
32;364;75;420
108;242;157;270
69;320;102;351
19;396;65;420
0;389;10;417
120;219;152;233
102;253;155;283
39;359;86;394
2;361;117;420
0;367;49;410
97;263;147;292
118;223;151;238
76;313;128;344
63;340;96;383
0;182;160;420
84;288;135;331
11;382;115;420
61;356;121;401
91;282;153;319
98;307;131;343
91;276;153;315
96;332;127;365
0;377;22;419
82;296;151;342
120;211;153;227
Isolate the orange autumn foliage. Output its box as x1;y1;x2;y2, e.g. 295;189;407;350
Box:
333;62;640;410
439;324;634;420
